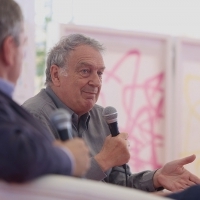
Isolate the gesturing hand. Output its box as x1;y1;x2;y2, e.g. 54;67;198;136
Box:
153;154;200;192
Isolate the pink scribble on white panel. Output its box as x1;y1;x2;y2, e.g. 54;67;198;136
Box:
99;49;164;172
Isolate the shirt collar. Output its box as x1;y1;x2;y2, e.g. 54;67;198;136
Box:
45;86;90;129
0;78;14;98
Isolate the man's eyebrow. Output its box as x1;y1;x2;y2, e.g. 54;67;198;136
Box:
79;62;91;67
78;62;105;70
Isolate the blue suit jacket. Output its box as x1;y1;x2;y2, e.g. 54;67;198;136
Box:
167;185;200;200
0;90;73;182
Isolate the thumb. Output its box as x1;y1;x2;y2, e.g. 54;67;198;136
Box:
177;154;196;166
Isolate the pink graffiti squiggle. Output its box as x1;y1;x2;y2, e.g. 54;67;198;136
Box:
100;50;164;171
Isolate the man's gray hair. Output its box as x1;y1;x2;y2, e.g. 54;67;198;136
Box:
45;34;105;85
0;0;24;48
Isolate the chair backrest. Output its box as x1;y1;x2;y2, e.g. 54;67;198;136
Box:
0;175;171;200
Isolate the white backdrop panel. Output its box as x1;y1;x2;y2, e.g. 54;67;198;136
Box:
175;38;200;176
13;0;35;104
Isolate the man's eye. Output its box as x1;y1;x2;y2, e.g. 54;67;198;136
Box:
98;71;103;77
81;69;89;73
80;69;91;77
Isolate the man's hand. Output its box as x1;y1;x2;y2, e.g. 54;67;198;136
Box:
94;133;130;171
153;154;200;192
54;138;90;177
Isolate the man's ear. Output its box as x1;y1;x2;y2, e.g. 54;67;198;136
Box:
2;36;16;67
50;65;61;86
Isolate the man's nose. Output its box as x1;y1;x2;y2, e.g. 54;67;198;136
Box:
88;72;102;87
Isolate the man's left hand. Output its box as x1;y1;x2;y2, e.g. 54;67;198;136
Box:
153;154;200;192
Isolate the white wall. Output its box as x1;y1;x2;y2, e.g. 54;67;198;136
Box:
13;0;36;104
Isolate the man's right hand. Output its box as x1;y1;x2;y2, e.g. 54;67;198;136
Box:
94;133;130;171
54;138;90;177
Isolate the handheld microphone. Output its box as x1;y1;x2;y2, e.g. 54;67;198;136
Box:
102;106;128;186
50;108;72;141
102;106;119;137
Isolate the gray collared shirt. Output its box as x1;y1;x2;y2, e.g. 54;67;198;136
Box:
45;86;90;138
22;86;157;192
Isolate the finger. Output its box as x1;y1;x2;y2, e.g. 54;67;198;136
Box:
170;183;185;192
127;140;130;148
119;132;128;140
176;154;196;166
189;174;200;184
186;180;197;187
174;181;190;192
124;132;128;139
179;181;196;189
176;179;198;190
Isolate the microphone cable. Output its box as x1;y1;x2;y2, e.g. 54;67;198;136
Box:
123;164;128;187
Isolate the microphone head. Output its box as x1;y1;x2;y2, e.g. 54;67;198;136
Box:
102;106;118;124
50;108;71;131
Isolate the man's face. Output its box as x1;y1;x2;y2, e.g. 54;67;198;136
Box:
58;45;105;116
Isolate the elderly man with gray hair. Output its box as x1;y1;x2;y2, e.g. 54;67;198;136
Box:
23;33;200;195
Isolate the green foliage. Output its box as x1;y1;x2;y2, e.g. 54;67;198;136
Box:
36;50;46;77
35;2;52;82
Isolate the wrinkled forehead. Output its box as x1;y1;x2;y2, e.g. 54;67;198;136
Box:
70;45;104;61
77;61;105;71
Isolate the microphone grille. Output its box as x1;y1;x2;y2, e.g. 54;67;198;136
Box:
50;108;71;131
102;106;118;123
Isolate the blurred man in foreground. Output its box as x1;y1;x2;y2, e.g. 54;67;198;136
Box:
0;0;90;182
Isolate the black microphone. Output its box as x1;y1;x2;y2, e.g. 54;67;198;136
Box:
102;106;128;186
102;106;119;137
50;108;72;141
